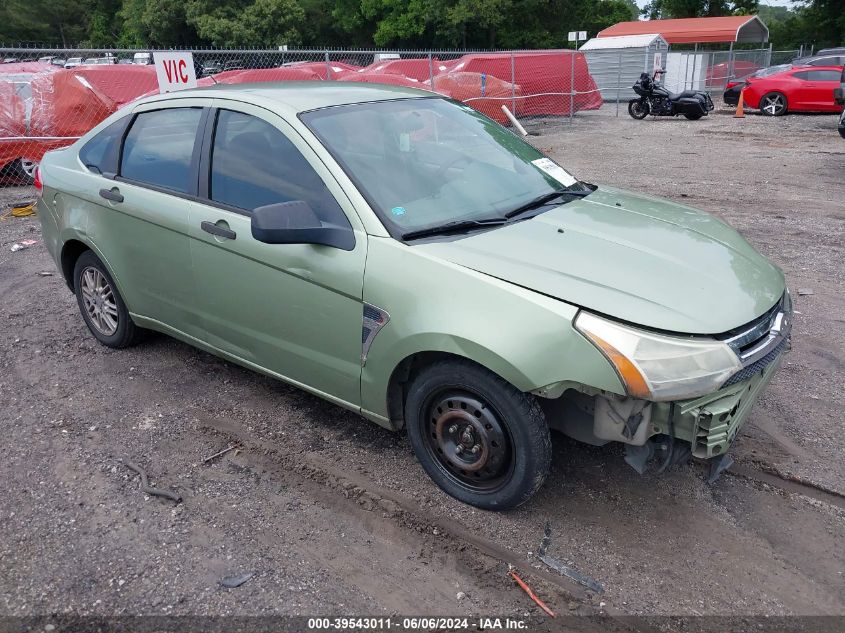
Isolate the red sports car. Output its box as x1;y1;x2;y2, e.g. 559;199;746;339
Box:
742;65;844;116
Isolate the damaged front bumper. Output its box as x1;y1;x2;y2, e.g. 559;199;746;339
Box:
542;346;787;471
654;349;785;459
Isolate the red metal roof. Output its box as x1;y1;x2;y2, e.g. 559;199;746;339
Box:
597;16;768;44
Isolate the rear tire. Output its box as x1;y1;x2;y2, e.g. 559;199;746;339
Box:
73;250;142;348
759;92;788;116
684;112;703;120
628;99;649;119
405;359;552;510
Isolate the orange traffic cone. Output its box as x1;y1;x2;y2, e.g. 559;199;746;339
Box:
734;90;745;118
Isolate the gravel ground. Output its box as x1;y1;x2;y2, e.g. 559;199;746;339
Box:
1;103;844;623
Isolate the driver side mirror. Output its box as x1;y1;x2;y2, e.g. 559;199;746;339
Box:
251;201;355;251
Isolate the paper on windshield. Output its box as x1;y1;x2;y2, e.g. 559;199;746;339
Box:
531;158;577;187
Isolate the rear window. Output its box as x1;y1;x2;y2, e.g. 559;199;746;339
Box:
120;108;202;193
807;70;842;81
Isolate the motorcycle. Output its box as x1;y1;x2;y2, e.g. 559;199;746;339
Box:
628;70;714;121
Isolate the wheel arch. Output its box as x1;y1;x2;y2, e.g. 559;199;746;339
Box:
60;239;91;291
383;344;535;431
59;237;129;306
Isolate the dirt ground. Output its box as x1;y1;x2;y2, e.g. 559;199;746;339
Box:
1;103;844;626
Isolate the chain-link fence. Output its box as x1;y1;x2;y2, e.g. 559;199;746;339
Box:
0;46;609;190
0;44;808;191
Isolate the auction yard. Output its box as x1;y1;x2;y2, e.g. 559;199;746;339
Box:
1;104;844;621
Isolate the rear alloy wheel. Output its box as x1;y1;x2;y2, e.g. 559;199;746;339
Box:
406;360;551;510
18;158;38;184
1;158;37;185
760;92;788;116
73;250;142;348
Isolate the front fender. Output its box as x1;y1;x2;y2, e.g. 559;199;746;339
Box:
360;237;624;420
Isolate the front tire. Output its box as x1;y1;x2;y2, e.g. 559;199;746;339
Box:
760;92;788;116
405;359;552;510
628;99;649;119
73;250;142;348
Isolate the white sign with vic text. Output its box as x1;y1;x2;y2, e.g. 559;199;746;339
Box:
155;52;197;93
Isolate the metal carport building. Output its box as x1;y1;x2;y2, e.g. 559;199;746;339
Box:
596;15;769;45
596;15;770;92
579;34;670;101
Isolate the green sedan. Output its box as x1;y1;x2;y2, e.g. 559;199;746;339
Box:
35;83;792;510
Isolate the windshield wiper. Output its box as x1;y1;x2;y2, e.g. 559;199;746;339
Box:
402;217;508;241
504;189;592;220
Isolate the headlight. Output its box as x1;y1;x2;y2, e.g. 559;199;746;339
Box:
574;312;742;401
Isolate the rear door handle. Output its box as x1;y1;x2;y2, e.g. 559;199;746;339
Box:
201;221;237;240
99;187;123;203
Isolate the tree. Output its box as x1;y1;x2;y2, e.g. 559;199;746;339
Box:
0;0;90;46
185;0;306;47
118;0;197;47
642;0;736;19
579;0;641;38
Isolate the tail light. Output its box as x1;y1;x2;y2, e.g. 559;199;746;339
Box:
33;166;43;198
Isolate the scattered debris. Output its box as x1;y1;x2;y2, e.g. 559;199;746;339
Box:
121;459;182;503
220;572;254;588
202;442;242;464
36;271;54;277
537;522;605;594
797;288;814;296
508;567;555;618
456;591;467;601
1;201;36;219
10;239;37;252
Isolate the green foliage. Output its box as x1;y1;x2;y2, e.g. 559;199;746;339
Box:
0;0;91;46
0;0;840;50
185;0;305;48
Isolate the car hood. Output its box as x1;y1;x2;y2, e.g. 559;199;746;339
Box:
416;186;785;334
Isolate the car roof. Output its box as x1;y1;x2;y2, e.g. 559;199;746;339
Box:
138;81;437;114
790;64;843;71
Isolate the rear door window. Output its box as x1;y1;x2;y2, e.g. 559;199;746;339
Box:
208;109;349;226
120;108;203;194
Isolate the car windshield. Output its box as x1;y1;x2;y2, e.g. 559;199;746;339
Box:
301;98;591;238
756;64;792;77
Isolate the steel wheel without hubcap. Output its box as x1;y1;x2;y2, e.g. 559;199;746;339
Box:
423;391;513;492
80;266;119;336
760;93;787;116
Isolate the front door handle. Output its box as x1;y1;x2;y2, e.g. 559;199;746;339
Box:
99;187;123;203
201;220;237;240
